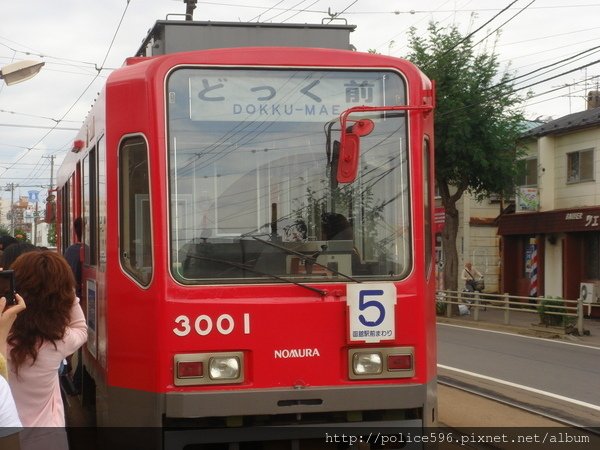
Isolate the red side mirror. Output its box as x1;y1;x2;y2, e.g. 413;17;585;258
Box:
336;119;374;184
336;133;360;183
351;119;375;137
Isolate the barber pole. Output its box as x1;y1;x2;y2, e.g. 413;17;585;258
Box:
529;246;538;297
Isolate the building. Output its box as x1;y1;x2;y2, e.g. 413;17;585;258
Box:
436;120;546;295
497;93;600;316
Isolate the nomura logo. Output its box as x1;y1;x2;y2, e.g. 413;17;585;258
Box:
274;348;321;359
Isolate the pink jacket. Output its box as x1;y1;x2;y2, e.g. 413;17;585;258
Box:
8;298;87;427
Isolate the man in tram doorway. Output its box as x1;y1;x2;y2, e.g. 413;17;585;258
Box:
63;217;84;395
64;217;83;299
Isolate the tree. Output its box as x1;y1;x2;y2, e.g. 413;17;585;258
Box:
407;23;526;292
47;222;57;246
13;228;29;243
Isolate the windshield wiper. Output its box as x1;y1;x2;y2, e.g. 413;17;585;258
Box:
183;254;327;296
251;236;360;283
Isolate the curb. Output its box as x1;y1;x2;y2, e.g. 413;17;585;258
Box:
437;316;600;346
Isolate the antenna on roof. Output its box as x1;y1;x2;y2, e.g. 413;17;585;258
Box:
184;0;198;21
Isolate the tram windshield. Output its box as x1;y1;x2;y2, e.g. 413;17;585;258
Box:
167;68;411;284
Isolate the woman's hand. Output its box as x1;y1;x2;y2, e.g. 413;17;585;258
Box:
0;294;26;356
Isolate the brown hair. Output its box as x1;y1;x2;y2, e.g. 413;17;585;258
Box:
8;251;76;371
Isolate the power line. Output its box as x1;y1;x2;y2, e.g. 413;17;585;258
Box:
0;123;80;131
428;0;521;65
3;1;133;182
263;0;318;23
248;0;287;21
471;0;536;48
0;108;81;124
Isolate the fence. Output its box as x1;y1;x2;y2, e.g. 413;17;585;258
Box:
436;290;584;335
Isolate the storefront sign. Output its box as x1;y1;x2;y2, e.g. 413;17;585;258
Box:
499;206;600;235
516;187;539;212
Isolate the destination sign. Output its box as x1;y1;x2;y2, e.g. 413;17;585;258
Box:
188;71;390;122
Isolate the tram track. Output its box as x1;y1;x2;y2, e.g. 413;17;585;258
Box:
439;375;598;432
437;375;600;450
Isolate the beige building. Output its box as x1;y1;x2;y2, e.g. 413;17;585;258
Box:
497;92;600;316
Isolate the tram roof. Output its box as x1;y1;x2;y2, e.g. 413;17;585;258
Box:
135;20;356;57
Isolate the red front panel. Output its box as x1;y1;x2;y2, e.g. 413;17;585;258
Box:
62;46;436;420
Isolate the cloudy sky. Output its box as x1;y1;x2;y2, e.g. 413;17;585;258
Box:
1;0;600;202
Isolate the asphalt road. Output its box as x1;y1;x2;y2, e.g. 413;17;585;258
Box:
437;323;600;408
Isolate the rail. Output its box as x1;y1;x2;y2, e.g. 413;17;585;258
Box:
436;290;585;335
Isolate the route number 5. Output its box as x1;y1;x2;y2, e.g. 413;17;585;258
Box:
347;283;397;343
358;290;385;326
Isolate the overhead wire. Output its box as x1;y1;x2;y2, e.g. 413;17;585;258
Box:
423;0;521;66
5;0;600;185
248;0;287;21
11;0;133;186
281;0;322;23
470;0;536;48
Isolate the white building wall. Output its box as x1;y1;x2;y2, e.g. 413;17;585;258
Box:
553;128;600;209
537;136;556;211
458;192;502;293
0;198;10;230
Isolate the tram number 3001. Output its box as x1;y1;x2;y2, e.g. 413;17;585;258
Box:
173;313;251;337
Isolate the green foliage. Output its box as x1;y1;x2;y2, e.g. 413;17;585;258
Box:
537;297;575;327
0;224;9;236
47;222;57;246
407;22;528;201
13;228;29;243
405;22;529;291
435;293;447;315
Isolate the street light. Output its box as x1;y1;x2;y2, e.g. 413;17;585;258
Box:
0;60;45;86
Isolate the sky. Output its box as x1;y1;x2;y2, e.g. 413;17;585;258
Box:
1;0;600;203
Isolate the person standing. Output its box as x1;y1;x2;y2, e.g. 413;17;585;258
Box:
0;294;25;449
64;218;83;299
7;251;87;449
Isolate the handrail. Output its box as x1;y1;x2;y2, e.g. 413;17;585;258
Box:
436;290;584;335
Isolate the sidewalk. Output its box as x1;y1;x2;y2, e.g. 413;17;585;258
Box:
437;304;600;347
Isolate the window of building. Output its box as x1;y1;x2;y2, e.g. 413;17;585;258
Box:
517;157;538;187
567;149;594;183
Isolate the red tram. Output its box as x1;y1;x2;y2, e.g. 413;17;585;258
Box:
55;20;436;448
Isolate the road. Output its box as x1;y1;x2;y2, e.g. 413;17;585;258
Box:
437;323;600;426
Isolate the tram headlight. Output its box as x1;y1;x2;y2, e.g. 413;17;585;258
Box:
174;352;244;386
209;356;240;380
348;347;414;379
352;352;382;375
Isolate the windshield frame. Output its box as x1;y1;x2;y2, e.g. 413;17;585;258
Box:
165;64;413;286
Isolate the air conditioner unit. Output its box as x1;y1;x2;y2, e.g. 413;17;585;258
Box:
580;282;599;303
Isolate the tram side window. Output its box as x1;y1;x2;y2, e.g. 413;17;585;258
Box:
61;183;70;253
83;148;97;265
119;136;152;286
423;137;433;274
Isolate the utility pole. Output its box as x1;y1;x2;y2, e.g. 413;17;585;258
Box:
42;155;55;189
41;155;56;246
4;182;16;235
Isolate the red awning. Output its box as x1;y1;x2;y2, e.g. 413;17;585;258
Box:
498;206;600;235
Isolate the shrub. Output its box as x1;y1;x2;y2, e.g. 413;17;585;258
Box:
537;297;574;327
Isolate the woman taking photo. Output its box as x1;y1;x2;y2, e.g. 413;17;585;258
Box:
7;251;87;449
